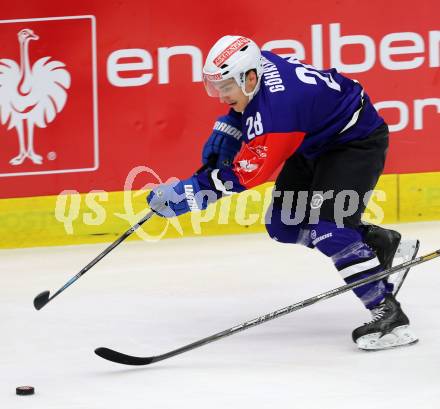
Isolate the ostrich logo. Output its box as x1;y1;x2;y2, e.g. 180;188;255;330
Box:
0;28;71;165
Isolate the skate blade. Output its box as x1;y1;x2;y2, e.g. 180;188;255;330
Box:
356;325;419;351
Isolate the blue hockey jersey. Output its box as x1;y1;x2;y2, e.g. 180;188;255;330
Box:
244;51;384;157
194;50;385;202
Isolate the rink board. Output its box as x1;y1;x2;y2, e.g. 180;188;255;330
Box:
1;172;439;248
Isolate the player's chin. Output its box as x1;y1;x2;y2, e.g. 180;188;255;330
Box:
229;102;240;111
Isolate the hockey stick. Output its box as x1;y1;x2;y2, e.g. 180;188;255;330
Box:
95;248;440;366
33;162;212;311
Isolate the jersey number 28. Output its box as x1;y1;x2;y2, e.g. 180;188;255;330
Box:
288;58;341;92
246;112;264;140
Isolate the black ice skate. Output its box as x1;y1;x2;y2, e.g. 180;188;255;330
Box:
362;224;419;295
352;293;418;350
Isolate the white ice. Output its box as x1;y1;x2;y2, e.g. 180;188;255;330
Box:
2;222;440;409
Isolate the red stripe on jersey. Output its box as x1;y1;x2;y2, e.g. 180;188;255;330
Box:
232;132;305;189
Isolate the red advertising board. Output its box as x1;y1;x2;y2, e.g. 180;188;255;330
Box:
0;0;438;199
0;16;97;177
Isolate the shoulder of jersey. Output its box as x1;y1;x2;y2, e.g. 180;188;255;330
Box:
262;52;325;102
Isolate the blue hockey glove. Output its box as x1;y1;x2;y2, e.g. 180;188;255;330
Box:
202;111;243;169
147;177;205;218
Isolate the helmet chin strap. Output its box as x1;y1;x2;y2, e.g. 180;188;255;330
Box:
242;74;262;104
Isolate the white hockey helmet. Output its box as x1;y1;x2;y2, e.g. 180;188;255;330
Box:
202;35;263;100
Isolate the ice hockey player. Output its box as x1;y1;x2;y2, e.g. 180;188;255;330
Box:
147;35;419;350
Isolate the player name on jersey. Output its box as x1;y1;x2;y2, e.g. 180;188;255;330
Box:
261;57;286;93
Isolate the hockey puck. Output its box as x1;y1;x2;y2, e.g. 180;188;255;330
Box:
16;386;35;396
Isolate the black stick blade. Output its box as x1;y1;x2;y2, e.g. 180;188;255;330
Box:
94;347;155;366
33;291;50;310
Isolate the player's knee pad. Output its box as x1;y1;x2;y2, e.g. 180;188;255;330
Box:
265;205;308;245
309;220;389;308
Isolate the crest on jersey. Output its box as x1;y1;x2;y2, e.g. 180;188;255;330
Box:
238;159;259;172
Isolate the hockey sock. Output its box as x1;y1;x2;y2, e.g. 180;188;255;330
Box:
310;220;392;309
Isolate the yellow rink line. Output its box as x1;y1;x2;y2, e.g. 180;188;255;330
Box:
1;172;439;249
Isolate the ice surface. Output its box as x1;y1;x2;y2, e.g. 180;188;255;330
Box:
1;222;439;409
